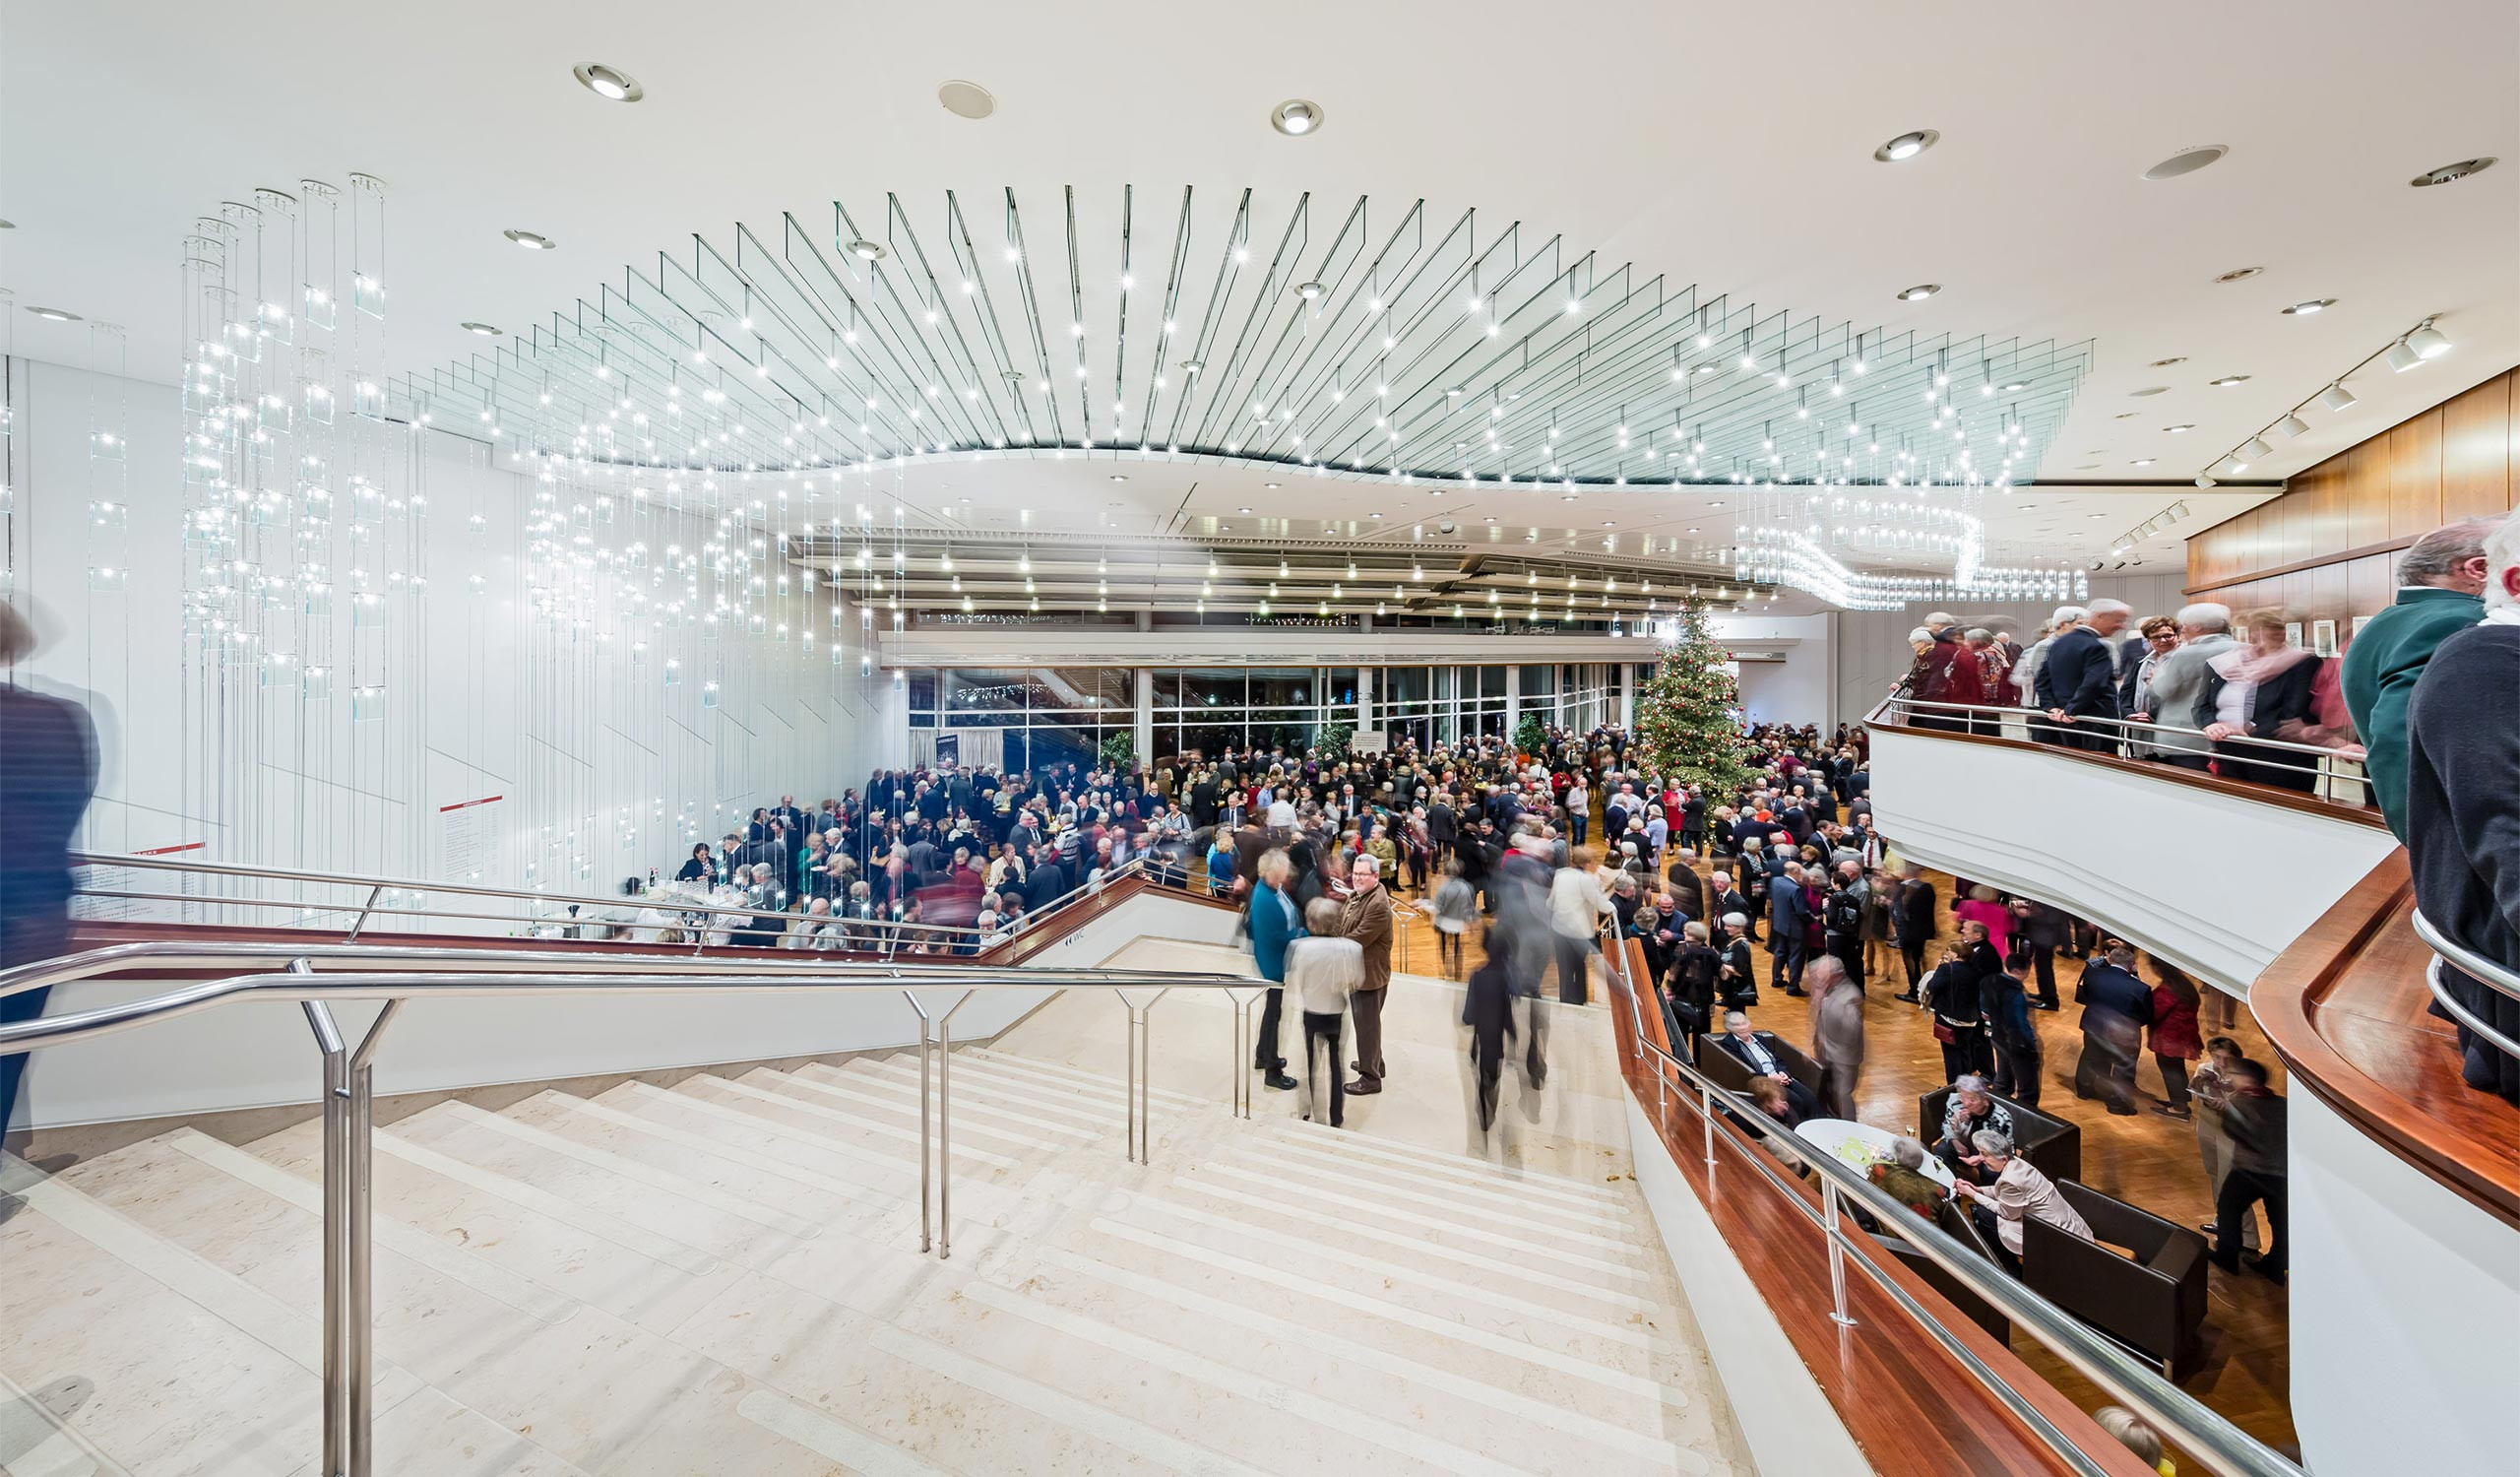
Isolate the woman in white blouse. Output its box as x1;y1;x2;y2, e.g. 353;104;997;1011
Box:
1953;1129;2094;1274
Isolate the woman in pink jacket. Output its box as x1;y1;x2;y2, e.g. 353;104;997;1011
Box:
1952;884;2016;962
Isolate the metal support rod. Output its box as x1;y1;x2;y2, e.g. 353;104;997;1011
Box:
344;884;384;944
1700;1081;1717;1169
1824;1186;1858;1328
343;999;399;1477
297;973;349;1477
902;991;934;1254
927;988;962;1254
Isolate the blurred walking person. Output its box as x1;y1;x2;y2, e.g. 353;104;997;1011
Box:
0;604;102;1158
1808;956;1865;1120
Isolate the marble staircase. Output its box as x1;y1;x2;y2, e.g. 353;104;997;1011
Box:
0;990;1751;1477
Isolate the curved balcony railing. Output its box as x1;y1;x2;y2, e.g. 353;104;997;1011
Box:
1865;694;2372;808
1592;932;2300;1477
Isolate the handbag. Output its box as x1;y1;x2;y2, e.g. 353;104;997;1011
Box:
1932;1019;1958;1044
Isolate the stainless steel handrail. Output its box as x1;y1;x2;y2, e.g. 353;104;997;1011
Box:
66;848;1190;948
1868;694;2359;762
1593;931;2301;1477
2414;909;2520;1060
0;924;1253;1477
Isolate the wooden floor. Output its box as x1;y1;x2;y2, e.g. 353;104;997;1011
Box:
1341;854;2300;1459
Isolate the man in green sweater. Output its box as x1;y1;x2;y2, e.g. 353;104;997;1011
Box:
2342;517;2493;839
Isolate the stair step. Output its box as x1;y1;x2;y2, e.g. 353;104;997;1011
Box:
850;1055;1124;1132
961;1046;1206;1108
705;1072;1020;1171
1238;1136;1636;1232
1271;1118;1629;1204
788;1062;1100;1147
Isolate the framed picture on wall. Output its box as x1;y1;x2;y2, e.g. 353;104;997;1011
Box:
2311;618;2338;658
2284;621;2304;649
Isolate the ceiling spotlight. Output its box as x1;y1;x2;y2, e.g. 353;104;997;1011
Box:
1270;98;1323;136
2213;266;2263;285
2242;435;2274;460
2276;413;2310;438
2386;338;2423;372
1293;281;1323;300
846;238;886;262
2143;145;2230;181
25;305;82;322
503;228;555;250
1873;129;1940;162
1178;359;1204;372
2150;356;2188;367
572;63;643;102
2319;382;2359;412
1108;474;1128;482
1264;482;1280;488
460;321;503;337
2195;475;2218;488
2281;298;2336;316
2411;157;2496;187
2406;323;2453;360
1896;284;1940;302
936;79;995;119
2208;374;2251;387
2130;458;2157;467
2165;423;2195;433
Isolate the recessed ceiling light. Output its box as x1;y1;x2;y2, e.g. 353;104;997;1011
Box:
2150;356;2187;367
1263;482;1280;488
2165;423;2195;433
937;79;995;119
2089;513;2109;519
2214;266;2263;285
2411;157;2495;187
1108;474;1128;482
2128;386;2170;397
2209;374;2251;387
1270;98;1323;137
2130;458;2157;467
1236;506;1252;514
2143;145;2229;180
1178;359;1204;372
25;305;81;322
572;63;643;102
461;321;503;337
2000;381;2027;392
1896;284;1941;302
846;238;885;262
1293;281;1323;300
503;228;555;250
2281;298;2336;315
2113;412;2141;419
1873;129;1940;162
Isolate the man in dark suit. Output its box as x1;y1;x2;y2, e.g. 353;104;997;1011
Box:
1425;796;1457;867
1893;867;1937;1001
1768;861;1814;996
1024;851;1070;913
2042;599;2131;753
2074;942;2155;1114
1712;1011;1819;1120
1186;772;1219;831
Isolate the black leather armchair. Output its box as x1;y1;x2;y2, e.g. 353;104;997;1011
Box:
1874;1198;2012;1343
2022;1181;2210;1377
1919;1085;2082;1184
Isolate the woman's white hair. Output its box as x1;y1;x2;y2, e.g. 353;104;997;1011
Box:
2486;507;2520;611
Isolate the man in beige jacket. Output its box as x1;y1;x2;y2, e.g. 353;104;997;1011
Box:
1340;855;1397;1094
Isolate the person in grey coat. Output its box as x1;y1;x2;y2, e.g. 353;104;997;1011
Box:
1807;956;1865;1121
2134;604;2238;766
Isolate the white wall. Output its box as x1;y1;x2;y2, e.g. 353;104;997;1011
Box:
1866;722;2397;995
6;356;888;914
1706;612;1837;729
2289;1089;2520;1476
1834;574;2187;728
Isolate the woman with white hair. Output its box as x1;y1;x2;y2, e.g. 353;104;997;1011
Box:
1952;1128;2094;1273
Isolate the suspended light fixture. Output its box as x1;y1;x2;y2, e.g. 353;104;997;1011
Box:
2320;382;2358;412
2405;322;2453;360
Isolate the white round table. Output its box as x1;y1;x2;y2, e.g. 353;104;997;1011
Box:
1794;1117;1956;1188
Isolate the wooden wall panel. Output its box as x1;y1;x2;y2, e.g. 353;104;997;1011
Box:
2347;553;2393;629
2345;437;2391;546
2441;370;2514;520
2388;409;2444;538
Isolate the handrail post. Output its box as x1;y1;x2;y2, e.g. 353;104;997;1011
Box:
1823;1183;1858;1328
344;999;399;1477
927;988;962;1254
1700;1081;1716;1170
296;969;349;1477
902;990;933;1253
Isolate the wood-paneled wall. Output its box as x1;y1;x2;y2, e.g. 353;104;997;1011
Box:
2186;367;2517;629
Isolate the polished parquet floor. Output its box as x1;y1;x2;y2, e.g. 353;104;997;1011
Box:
1207;846;2301;1457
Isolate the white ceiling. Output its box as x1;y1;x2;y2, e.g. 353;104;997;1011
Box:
2;0;2510;577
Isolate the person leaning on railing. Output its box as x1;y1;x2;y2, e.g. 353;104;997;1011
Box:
2402;506;2520;1103
2132;604;2237;769
2342;516;2496;840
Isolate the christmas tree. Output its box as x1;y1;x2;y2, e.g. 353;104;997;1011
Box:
1636;604;1755;793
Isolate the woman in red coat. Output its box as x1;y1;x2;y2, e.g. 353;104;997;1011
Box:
2148;960;2205;1119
